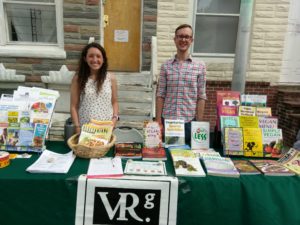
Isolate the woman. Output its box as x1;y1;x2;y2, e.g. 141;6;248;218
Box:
70;42;119;133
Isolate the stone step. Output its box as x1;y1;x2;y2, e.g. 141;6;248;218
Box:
115;72;151;87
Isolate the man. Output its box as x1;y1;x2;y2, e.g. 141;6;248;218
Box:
156;24;207;145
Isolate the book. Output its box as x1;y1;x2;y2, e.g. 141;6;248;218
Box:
78;122;113;147
142;147;167;161
18;123;35;146
87;157;123;178
224;127;244;156
26;149;75;174
278;148;300;175
170;149;206;177
164;119;185;147
250;159;295;176
124;160;167;176
218;105;238;116
216;91;240;107
232;160;261;175
216;90;240;132
192;149;220;159
238;106;256;116
191;121;210;149
0;122;8;146
32;123;48;147
258;117;278;129
202;155;240;178
241;94;267;107
7;122;20;146
114;142;142;159
143;120;163;148
239;116;259;128
256;107;272;117
220;116;240;132
243;128;263;157
262;128;283;158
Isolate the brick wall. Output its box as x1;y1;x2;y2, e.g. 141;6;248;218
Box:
204;81;278;132
276;89;300;147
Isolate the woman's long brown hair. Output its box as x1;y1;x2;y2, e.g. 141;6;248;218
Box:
77;42;108;94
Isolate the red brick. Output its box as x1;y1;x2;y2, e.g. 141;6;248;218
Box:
86;0;99;5
64;25;79;33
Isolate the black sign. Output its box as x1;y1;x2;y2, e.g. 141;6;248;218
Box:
93;187;161;225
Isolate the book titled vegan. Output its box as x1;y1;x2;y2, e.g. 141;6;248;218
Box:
143;120;162;148
164;119;185;147
191;121;210;149
262;128;283;158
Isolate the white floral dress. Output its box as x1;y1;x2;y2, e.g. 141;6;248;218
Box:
78;73;113;125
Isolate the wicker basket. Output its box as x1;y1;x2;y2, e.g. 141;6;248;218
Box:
67;133;116;158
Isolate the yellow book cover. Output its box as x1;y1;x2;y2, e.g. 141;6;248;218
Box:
243;128;263;157
256;107;272;117
239;116;259;128
238;106;256;116
79;122;113;147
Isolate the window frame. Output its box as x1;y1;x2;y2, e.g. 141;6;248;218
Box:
192;0;241;58
0;0;65;59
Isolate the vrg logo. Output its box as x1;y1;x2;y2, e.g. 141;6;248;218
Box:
93;187;161;225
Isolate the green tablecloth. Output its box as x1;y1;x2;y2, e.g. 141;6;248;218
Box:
0;141;300;225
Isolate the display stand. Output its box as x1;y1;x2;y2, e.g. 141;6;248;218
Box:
0;86;59;153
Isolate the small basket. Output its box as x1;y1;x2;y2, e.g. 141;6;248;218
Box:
67;133;116;158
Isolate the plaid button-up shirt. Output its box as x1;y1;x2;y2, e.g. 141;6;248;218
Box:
156;55;207;122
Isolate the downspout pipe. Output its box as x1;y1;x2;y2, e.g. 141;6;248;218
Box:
231;0;255;93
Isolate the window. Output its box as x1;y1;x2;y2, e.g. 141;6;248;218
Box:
0;0;65;58
193;0;240;57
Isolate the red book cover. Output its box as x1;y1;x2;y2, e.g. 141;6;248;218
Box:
142;147;167;161
114;142;142;159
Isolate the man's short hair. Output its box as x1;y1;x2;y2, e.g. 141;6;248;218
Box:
175;24;193;35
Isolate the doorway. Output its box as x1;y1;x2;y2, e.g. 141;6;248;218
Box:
103;0;141;72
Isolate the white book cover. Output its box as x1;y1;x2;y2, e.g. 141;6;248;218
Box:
87;157;123;178
170;149;206;177
143;121;162;148
124;160;167;176
164;119;185;147
259;117;278;129
191;121;210;149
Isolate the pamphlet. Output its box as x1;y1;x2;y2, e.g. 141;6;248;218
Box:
26;149;75;173
87;157;123;178
124;160;167;176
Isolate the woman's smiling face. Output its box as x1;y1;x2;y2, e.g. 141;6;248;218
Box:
85;47;104;73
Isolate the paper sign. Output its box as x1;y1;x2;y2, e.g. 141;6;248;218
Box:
114;30;129;42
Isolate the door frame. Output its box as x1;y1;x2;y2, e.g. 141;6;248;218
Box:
100;0;143;72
